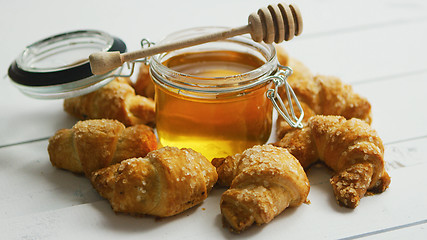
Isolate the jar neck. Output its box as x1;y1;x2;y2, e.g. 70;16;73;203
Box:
149;27;278;95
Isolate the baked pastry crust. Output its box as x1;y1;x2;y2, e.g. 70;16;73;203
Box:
48;119;157;177
212;145;309;232
91;146;218;217
133;63;155;99
274;115;390;208
64;77;155;126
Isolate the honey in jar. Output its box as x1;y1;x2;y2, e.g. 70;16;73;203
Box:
150;27;287;160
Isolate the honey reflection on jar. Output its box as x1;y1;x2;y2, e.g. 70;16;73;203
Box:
150;28;278;160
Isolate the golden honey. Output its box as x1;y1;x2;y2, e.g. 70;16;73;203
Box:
150;27;280;160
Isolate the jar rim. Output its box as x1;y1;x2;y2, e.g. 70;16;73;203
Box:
7;29;127;99
150;26;278;93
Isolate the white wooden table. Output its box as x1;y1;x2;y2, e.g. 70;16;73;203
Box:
1;0;426;239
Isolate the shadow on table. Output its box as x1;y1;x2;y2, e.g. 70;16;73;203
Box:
306;163;355;213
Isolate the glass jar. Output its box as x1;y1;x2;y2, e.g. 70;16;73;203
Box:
8;30;127;99
150;27;298;160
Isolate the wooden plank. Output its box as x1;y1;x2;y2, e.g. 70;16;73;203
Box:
1;137;426;239
352;71;427;144
1;1;427;238
353;221;427;239
2;36;427;147
0;141;101;219
1;160;425;239
282;19;427;84
1;1;426;147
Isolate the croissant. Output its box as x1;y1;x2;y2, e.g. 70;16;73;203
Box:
275;46;372;138
91;146;218;217
64;77;156;127
211;145;309;232
274;115;391;208
133;63;155;99
48;119;157;177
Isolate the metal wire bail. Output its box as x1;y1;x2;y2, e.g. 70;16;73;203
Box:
140;38;156;65
110;38;156;79
266;65;304;128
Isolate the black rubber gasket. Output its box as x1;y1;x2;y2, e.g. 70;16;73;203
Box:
8;37;126;87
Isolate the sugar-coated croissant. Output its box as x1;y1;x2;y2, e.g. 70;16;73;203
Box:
212;145;309;232
275;46;372;138
91;146;218;217
274;115;390;208
64;77;155;127
48;119;157;177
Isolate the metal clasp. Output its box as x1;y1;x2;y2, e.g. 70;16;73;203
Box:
109;38;156;78
139;38;156;65
266;65;304;128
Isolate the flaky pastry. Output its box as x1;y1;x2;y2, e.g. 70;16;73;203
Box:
48;119;157;177
212;145;309;232
133;63;155;99
91;146;218;217
64;77;155;126
274;115;390;208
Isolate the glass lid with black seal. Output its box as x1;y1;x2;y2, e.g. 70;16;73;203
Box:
7;30;127;99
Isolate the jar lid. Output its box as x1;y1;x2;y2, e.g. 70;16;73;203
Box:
8;30;127;99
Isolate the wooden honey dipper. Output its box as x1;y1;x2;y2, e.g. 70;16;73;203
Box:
89;2;303;75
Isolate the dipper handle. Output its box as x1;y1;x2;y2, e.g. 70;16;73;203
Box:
89;3;302;75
